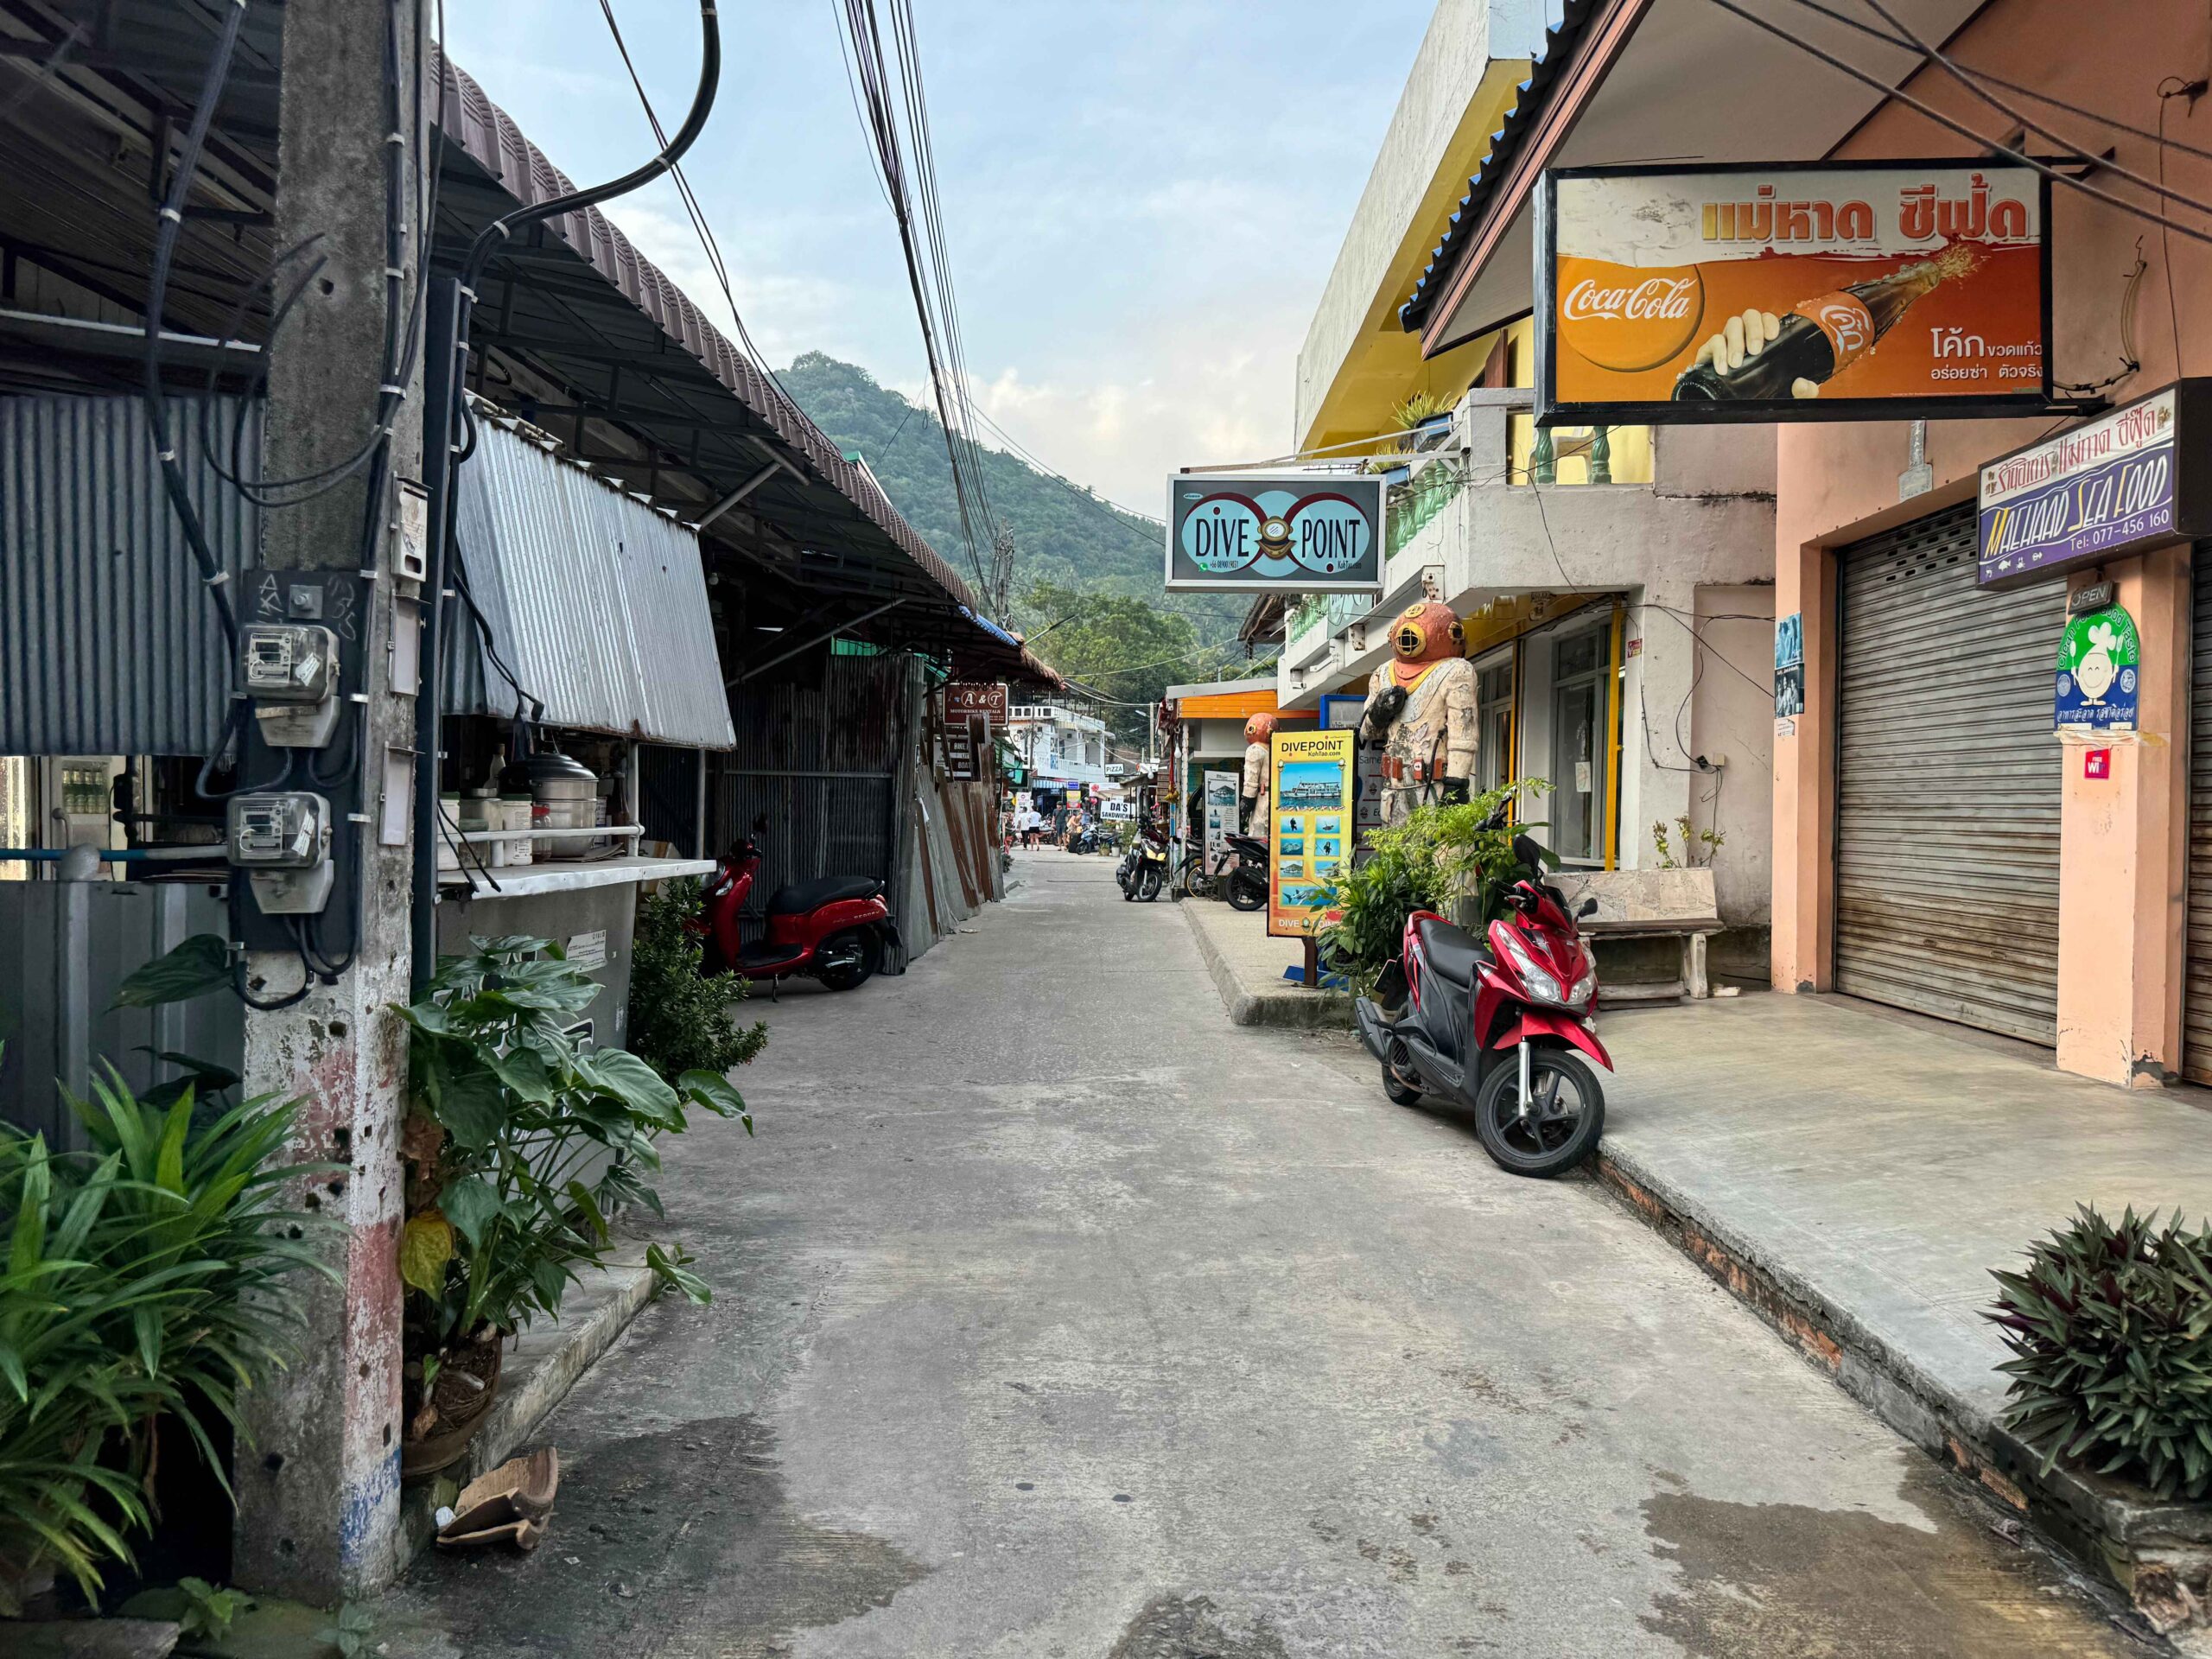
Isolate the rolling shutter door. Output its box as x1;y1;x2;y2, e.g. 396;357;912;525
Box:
1835;503;2063;1044
2183;555;2212;1082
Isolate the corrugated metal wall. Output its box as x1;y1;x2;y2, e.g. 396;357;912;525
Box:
0;394;261;756
1834;505;2063;1045
710;649;903;931
639;741;702;854
449;416;734;748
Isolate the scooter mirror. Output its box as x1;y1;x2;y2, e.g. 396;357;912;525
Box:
1511;832;1543;870
1577;895;1599;918
751;813;769;834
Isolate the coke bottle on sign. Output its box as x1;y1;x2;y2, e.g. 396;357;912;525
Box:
1672;257;1948;402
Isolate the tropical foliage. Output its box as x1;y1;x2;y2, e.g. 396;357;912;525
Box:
0;1071;329;1610
1314;784;1549;991
626;879;767;1085
1988;1205;2212;1500
396;938;747;1365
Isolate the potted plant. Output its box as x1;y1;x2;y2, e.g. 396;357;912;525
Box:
395;938;745;1477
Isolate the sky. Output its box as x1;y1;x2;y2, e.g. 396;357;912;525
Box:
442;2;1439;519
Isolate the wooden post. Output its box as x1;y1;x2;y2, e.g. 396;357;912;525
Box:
1303;934;1320;989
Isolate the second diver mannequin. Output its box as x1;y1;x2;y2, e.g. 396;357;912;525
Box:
1358;600;1478;826
1239;710;1277;840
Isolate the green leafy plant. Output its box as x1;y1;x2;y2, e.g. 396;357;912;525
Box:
0;1071;330;1611
176;1575;248;1643
1987;1205;2212;1500
626;879;767;1084
111;934;232;1008
317;1600;374;1657
1652;815;1725;870
1314;782;1550;992
397;938;748;1430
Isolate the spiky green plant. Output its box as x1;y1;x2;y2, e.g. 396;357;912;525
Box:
1988;1205;2212;1500
0;1069;332;1610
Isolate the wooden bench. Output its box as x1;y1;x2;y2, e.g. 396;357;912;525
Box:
1549;868;1724;1003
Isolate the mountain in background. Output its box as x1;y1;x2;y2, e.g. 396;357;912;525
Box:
779;353;1250;658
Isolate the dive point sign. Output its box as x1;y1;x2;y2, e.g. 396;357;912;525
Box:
1166;474;1384;594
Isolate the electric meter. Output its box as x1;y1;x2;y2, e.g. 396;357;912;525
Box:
228;791;334;914
241;623;341;747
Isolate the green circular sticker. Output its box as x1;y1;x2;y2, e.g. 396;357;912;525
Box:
2056;604;2139;732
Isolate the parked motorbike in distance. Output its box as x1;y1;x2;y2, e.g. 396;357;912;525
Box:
1222;832;1270;912
1119;825;1169;902
1351;810;1609;1177
695;817;905;992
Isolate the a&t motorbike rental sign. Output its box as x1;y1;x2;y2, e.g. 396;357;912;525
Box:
1166;474;1384;594
1534;160;2050;426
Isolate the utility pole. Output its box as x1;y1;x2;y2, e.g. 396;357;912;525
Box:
233;0;428;1601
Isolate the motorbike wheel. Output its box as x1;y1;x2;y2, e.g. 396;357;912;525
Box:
1225;870;1267;912
816;929;880;992
1137;866;1162;902
1381;1038;1424;1107
1472;1047;1605;1178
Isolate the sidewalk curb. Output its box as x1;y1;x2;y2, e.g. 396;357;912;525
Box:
397;1256;658;1559
1179;899;1351;1029
1591;1143;2212;1624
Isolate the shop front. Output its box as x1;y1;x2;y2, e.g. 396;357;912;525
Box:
1778;381;2212;1086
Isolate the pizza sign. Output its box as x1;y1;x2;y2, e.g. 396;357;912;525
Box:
1166;473;1384;594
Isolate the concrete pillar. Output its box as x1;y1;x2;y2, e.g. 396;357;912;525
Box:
1770;539;1835;993
1623;586;1695;870
233;0;427;1600
2055;548;2191;1086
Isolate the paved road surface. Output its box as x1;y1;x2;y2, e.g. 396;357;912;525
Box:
382;849;2145;1657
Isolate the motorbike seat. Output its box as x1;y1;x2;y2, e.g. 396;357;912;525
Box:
766;875;882;915
1414;916;1489;988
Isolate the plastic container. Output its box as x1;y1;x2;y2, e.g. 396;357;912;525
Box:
499;795;533;867
436;794;462;872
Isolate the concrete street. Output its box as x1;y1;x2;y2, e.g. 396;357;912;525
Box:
381;849;2146;1657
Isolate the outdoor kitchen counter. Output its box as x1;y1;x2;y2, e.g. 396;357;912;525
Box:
436;855;718;901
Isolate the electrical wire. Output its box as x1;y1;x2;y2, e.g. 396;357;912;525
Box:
594;0;816;434
1700;0;2212;247
1777;0;2212;166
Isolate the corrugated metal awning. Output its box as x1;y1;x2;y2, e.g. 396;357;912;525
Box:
448;413;734;748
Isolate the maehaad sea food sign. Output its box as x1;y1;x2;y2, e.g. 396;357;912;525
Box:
1534;161;2050;425
1977;383;2212;587
1165;473;1384;594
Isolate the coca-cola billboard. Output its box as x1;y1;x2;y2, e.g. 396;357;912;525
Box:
1535;160;2051;426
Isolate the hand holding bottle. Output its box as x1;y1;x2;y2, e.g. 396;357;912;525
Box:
1688;308;1820;398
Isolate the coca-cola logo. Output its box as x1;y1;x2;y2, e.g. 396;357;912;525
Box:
1554;260;1707;372
1562;276;1698;322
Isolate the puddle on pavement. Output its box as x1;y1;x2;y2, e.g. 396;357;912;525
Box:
397;1414;924;1658
1106;1592;1291;1659
1641;1456;2145;1658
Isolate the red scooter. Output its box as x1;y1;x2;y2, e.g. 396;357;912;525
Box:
696;821;905;992
1351;816;1610;1176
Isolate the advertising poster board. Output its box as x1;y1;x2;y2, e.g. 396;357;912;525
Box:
1203;769;1239;875
1319;694;1381;845
1166;474;1384;594
1268;728;1356;939
1535;161;2050;427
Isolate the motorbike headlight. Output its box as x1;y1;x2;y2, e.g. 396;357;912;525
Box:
1568;944;1598;1009
1499;930;1566;1007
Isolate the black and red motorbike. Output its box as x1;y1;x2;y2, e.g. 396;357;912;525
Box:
1351;819;1609;1177
695;820;904;992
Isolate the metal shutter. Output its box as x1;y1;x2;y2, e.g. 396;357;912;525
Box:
2183;555;2212;1082
1836;503;2063;1044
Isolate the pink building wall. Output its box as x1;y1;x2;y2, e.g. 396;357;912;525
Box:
1770;0;2212;1084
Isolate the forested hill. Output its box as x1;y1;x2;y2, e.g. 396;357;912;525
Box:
779;353;1244;650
